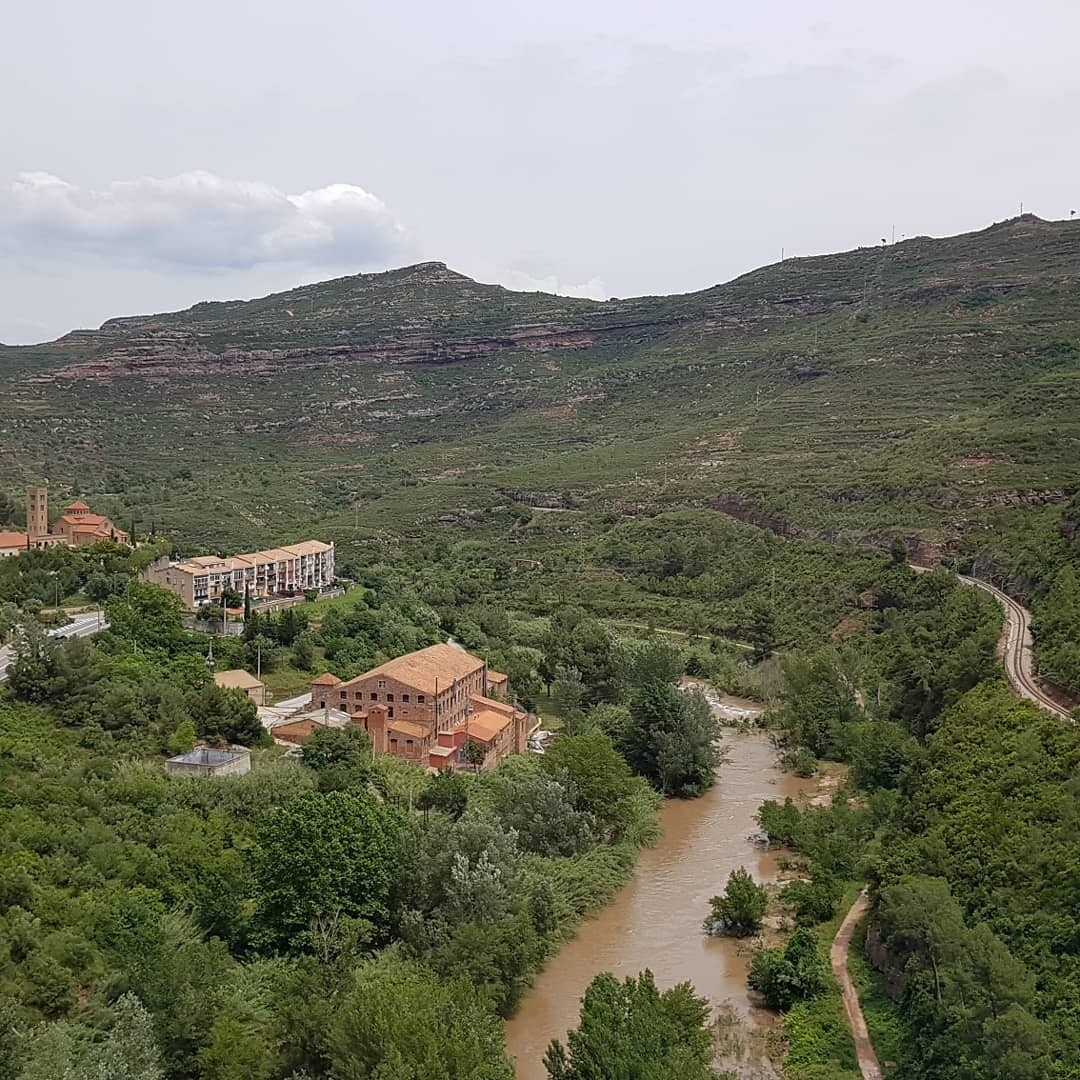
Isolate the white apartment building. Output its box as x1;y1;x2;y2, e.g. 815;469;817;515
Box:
145;540;335;608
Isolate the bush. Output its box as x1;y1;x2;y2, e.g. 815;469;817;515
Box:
782;865;842;926
748;927;827;1011
704;867;768;937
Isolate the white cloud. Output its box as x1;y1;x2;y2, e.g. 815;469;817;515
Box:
498;269;609;300
2;170;409;269
460;262;609;300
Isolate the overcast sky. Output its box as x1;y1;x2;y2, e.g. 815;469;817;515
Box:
3;0;1079;344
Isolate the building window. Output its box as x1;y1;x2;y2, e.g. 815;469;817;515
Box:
370;692;378;701
406;738;413;747
386;693;394;702
378;680;386;688
390;738;398;749
417;695;425;704
401;694;409;703
388;707;395;719
340;690;347;699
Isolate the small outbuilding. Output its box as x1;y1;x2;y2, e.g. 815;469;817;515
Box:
213;669;267;706
166;746;251;778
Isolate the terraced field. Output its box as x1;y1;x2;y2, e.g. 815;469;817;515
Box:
2;214;1078;564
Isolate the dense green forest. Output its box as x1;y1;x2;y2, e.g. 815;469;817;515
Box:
753;565;1080;1079
0;555;750;1077
1;489;1078;1076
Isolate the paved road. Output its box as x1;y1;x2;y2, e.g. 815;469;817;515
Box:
958;575;1073;721
0;610;108;683
831;890;883;1080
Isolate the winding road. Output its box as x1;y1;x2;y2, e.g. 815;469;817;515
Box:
958;575;1073;721
831;573;1073;1079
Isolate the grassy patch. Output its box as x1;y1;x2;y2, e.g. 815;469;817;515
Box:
783;994;860;1080
261;667;317;702
780;882;862;1080
848;918;912;1075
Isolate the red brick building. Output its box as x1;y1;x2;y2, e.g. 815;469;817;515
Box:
50;500;130;546
2;489;130;556
311;643;527;770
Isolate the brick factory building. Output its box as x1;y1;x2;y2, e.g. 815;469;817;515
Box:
311;642;525;770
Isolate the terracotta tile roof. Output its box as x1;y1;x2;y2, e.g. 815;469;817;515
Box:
429;744;456;758
469;693;516;716
213;669;264;691
167;540;332;577
281;540;333;556
312;672;342;686
342;642;484;696
65;500;90;511
188;555;223;566
455;694;524;744
460;708;512;744
388;719;431;740
486;670;508;684
270;718;323;745
260;547;299;562
0;530;30;550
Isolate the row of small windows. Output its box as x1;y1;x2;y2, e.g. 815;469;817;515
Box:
340;689;425;704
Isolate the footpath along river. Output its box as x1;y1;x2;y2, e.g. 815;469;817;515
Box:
505;700;806;1079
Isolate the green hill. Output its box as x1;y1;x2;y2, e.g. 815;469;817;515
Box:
3;214;1078;565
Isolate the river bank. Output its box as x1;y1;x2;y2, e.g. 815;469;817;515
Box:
506;707;826;1080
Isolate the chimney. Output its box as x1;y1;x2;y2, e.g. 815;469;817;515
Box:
367;704;389;754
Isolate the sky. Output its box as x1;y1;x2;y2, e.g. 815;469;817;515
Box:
3;0;1079;344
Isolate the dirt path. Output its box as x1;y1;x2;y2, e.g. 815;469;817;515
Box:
831;890;883;1080
958;576;1073;721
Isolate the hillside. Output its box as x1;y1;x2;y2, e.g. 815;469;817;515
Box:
2;214;1079;564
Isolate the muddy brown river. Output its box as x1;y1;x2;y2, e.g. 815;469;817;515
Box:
505;723;803;1079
